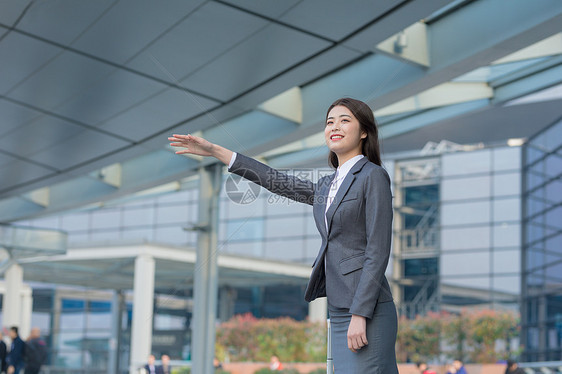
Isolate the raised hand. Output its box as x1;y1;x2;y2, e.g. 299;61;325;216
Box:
168;134;215;156
168;134;233;165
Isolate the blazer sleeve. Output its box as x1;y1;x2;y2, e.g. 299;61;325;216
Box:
228;153;316;205
349;167;393;318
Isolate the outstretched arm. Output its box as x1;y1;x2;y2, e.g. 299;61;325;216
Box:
168;134;233;166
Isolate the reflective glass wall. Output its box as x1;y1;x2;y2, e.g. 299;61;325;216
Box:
522;117;562;361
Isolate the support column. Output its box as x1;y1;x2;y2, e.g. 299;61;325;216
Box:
20;287;33;339
4;264;23;328
109;290;124;374
218;287;236;323
308;297;328;323
191;164;221;374
130;255;155;374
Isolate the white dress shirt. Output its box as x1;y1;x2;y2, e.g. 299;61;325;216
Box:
325;154;364;228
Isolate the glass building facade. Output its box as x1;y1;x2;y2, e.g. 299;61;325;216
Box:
391;144;522;318
522;117;562;361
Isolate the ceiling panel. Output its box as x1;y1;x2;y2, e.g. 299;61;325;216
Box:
128;1;268;81
182;23;331;101
99;87;220;142
71;0;206;64
15;0;115;45
8;51;115;111
0;115;87;158
27;129;131;170
0;0;32;26
382;100;562;154
0;99;43;136
218;0;301;19
54;70;168;125
280;0;405;41
0;157;54;192
0;32;61;94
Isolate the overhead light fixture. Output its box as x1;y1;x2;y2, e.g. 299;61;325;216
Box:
507;138;526;147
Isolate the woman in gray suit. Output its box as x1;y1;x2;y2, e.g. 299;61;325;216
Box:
169;98;398;373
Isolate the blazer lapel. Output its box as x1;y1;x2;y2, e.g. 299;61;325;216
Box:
325;158;368;232
314;173;335;237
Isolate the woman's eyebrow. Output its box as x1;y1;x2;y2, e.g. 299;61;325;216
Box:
327;114;352;120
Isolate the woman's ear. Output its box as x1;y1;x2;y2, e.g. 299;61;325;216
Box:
361;131;367;140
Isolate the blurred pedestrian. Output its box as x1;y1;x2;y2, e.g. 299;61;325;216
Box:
453;359;468;374
269;355;283;371
505;359;525;374
0;331;6;374
157;354;171;374
25;328;47;374
6;327;25;374
417;361;437;374
144;354;157;374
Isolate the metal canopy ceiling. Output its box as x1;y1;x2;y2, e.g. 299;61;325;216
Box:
17;243;311;291
0;0;561;222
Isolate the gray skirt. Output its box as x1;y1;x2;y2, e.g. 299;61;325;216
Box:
328;300;399;374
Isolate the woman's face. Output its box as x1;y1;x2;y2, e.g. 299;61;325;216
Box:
325;105;366;161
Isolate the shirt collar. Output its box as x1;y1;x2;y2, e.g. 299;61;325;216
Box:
335;154;364;181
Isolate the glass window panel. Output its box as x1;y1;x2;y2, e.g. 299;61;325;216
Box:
545;180;562;206
226;195;265;219
304;237;321;263
90;229;120;242
546;205;562;230
442;149;491;176
493;198;521;222
226;219;263;241
153;226;188;245
527;197;546;218
442;175;491;201
225;241;263;257
492;275;520;295
68;233;91;245
61;213;90;231
31;216;61;229
545;155;562;179
545;261;562;282
544;118;562;151
526;170;544;191
493;223;520;247
263;239;304;262
265;216;306;238
264;194;308;216
155;204;189;225
154;314;186;330
91;209;121;230
86;311;111;330
493;173;520;196
493;249;520;274
546;233;562;254
441;275;491;291
121;227;154;242
53;350;83;368
441;226;490;250
441;201;490;226
440;251;490;277
493;147;521;171
31;312;51;333
526;248;545;272
526;146;545;165
156;189;191;204
123;207;154;227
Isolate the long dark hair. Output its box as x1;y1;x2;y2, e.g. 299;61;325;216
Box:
326;97;382;168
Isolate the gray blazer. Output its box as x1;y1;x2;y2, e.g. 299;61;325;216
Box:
229;154;393;319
